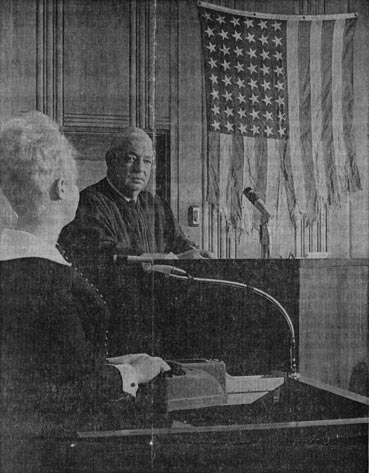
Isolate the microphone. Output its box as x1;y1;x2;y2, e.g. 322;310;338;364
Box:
142;264;189;278
243;187;273;220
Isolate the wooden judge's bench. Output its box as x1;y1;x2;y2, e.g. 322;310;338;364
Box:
39;260;369;472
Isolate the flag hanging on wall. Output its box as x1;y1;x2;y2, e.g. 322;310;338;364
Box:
198;1;360;229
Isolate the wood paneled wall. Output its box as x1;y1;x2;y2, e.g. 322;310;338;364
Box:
299;260;368;399
0;0;368;258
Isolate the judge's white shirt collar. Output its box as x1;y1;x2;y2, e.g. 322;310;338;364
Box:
0;228;70;266
106;177;137;203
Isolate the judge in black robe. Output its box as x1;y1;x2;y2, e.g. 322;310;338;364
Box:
58;127;212;279
58;128;212;355
58;177;196;269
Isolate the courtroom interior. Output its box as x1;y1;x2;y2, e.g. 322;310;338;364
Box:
0;1;368;472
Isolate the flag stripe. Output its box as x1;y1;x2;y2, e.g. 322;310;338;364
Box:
342;18;361;191
282;141;298;224
254;138;268;228
332;19;346;194
286;20;306;216
242;136;257;233
265;139;282;225
231;134;245;226
219;133;233;218
310;20;327;205
243;137;258;190
298;21;317;220
320;20;338;205
207;131;220;205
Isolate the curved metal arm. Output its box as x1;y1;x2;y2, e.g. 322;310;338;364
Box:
159;271;297;377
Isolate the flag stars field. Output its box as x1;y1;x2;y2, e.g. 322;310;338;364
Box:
205;26;214;37
250;109;259;120
259;34;269;45
220;44;230;55
271;21;282;31
209;73;218;84
200;7;290;139
261;80;271;91
219;29;229;40
261;64;270;75
221;75;232;86
272;36;282;47
251;124;260;135
265;125;273;136
208;58;217;68
232;31;242;41
230;16;240;27
211;120;220;130
234;46;243;56
206;42;216;53
221;60;231;71
223;91;232;102
247;63;257;74
246;48;257;58
225;107;234;117
211;104;220;115
238;123;247;133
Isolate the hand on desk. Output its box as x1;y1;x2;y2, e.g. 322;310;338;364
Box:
107;354;171;396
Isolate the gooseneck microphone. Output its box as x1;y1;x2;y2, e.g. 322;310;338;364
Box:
243;187;273;220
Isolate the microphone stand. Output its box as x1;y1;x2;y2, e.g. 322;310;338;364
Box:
260;214;271;259
143;264;298;378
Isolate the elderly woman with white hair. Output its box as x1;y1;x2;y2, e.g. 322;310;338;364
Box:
0;112;169;472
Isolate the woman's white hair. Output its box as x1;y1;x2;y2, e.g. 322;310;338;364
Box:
0;111;77;219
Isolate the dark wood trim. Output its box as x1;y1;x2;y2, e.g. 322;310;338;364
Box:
129;0;137;126
36;0;44;113
63;113;129;129
56;0;64;125
169;0;179;218
35;0;63;124
148;0;156;132
78;417;369;439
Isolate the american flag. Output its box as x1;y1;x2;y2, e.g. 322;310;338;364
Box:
198;2;360;230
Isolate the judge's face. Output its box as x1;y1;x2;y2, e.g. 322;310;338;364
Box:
108;135;153;199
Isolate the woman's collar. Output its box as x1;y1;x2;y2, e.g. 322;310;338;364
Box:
0;228;71;266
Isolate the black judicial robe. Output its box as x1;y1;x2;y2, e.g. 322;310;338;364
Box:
59;178;195;269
